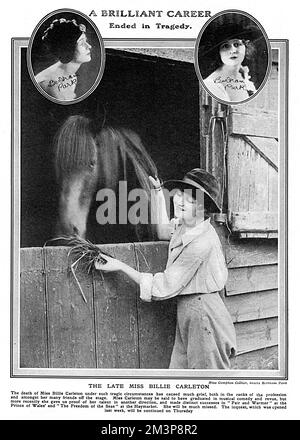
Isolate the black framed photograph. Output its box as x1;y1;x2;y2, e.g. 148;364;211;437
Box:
27;9;105;104
195;10;271;105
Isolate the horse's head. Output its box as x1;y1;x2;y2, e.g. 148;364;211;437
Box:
92;126;158;241
54;115;98;237
54;115;98;184
54;117;159;241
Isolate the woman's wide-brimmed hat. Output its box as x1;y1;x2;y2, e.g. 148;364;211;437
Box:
199;14;264;58
163;168;221;212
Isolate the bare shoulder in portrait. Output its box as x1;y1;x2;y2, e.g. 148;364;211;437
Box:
28;10;105;104
196;11;271;104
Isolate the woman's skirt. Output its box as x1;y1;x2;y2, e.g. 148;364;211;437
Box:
169;292;237;369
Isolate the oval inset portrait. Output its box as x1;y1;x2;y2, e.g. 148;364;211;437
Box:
195;10;271;105
27;8;105;104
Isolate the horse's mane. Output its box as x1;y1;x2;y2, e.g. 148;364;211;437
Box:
95;126;157;194
54;115;97;184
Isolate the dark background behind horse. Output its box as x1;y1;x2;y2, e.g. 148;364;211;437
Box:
21;48;200;247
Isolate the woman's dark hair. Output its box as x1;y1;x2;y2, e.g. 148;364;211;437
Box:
200;38;256;79
42;18;86;63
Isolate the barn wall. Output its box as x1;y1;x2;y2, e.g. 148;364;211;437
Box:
20;232;278;370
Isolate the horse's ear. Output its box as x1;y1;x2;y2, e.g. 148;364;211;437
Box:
89;119;101;138
89;104;107;137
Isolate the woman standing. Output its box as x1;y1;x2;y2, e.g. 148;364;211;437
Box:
95;168;237;369
34;18;92;101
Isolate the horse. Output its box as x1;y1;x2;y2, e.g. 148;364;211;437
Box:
53;115;159;243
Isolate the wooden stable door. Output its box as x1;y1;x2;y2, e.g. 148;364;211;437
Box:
199;51;279;238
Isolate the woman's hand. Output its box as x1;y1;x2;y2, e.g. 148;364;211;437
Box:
94;255;124;272
149;175;162;191
95;256;142;285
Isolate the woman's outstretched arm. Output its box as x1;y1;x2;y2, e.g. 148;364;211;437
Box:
149;176;172;240
95;256;141;285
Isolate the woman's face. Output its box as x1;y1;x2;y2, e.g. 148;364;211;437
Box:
219;39;246;67
73;33;92;64
173;189;204;224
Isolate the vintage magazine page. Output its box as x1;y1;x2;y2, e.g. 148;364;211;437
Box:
1;0;299;424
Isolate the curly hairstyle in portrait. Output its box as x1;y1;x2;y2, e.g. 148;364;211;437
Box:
42;18;87;63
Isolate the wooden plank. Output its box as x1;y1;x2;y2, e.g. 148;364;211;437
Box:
20;248;48;368
268;164;278;212
93;243;139;368
231;345;278;370
226;264;278;296
246;136;278;169
227;136;277;221
229;110;278;137
227;136;241;213
134;242;177;369
224;238;278;268
248;145;270;213
225;289;278;323
230;211;278;232
245;143;257;212
45;247;96;368
235;317;278;354
240;141;254;212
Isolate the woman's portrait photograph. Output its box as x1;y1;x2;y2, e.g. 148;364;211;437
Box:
195;11;271;104
27;9;105;104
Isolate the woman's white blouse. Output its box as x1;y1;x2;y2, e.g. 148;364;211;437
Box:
203;66;256;102
139;218;228;302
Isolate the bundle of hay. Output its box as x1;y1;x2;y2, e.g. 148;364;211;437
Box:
46;235;111;303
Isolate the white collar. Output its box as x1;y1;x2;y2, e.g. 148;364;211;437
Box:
181;218;211;246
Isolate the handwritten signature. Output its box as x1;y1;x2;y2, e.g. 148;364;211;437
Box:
48;74;78;92
214;76;247;91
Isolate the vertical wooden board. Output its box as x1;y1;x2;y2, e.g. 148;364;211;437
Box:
224;289;278;323
235;317;278;353
227;136;243;212
248;145;269;212
134;242;177;369
237;141;252;212
231;345;278;370
246;137;278;169
268;165;278;212
45;247;96;368
93;243;139;369
20;248;48;368
247;145;258;212
226;264;278;296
